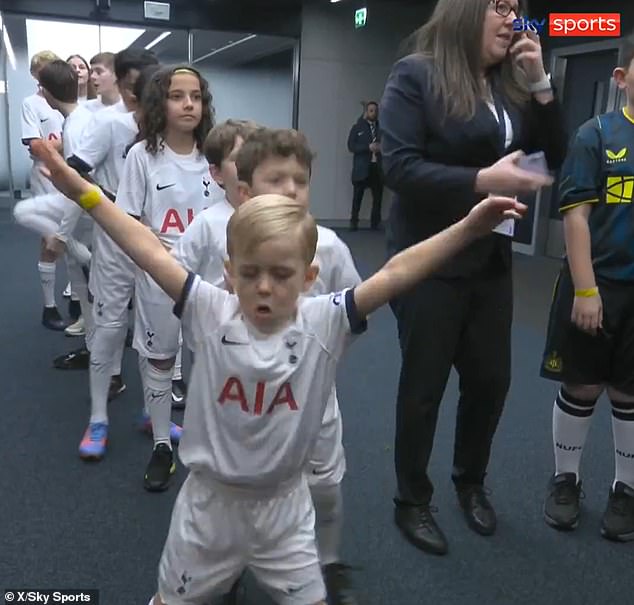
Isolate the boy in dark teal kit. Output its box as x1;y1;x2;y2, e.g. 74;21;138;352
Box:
541;34;634;542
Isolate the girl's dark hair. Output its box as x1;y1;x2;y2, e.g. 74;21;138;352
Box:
133;64;162;104
137;65;215;155
66;54;97;99
409;0;529;120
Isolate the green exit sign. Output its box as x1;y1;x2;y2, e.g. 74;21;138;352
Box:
355;7;367;29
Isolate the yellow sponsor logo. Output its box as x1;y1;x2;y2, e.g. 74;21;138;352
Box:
606;175;634;204
606;147;627;163
544;351;562;373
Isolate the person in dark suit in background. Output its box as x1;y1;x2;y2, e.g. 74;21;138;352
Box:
347;101;383;230
380;0;567;556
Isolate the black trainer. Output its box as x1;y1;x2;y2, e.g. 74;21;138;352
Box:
601;481;634;542
544;473;582;530
324;562;358;605
143;443;176;492
107;375;126;401
172;378;188;409
42;306;66;331
53;347;90;370
394;503;448;555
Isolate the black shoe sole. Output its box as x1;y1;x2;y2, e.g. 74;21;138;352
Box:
42;321;67;331
143;463;176;492
393;512;449;556
543;507;579;531
80;453;105;462
600;527;634;542
463;514;497;536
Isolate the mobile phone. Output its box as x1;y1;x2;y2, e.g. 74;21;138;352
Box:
518;151;549;176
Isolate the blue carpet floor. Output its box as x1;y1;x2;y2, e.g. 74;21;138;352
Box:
1;216;631;605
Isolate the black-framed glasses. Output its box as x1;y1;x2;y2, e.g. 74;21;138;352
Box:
489;0;520;18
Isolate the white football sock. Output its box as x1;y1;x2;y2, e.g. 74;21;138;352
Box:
553;388;597;480
89;325;127;424
610;399;634;490
38;261;57;308
140;356;173;448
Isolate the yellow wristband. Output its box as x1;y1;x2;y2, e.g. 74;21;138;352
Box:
575;287;599;298
78;188;102;211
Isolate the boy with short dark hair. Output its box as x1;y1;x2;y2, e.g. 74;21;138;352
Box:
541;33;634;541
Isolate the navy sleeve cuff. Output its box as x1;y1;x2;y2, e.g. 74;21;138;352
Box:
67;154;94;175
344;288;368;335
173;271;196;319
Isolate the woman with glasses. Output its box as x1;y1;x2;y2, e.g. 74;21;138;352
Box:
379;0;567;555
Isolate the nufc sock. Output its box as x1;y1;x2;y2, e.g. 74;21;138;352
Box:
610;399;634;490
553;388;597;480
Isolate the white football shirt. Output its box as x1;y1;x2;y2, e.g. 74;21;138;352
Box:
175;275;367;486
21;93;64;144
62;104;95;160
75;110;138;196
57;104;97;240
171;196;234;287
173;214;362;295
73;109;139;277
21;93;64;195
117;140;224;297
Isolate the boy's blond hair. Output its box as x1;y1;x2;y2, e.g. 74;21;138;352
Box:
203;119;261;167
236;128;315;184
227;195;318;265
30;51;60;77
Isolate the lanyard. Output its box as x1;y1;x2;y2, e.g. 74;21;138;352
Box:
491;91;507;153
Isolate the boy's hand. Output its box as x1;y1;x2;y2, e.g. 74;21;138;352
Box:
571;293;602;335
30;140;93;203
464;195;527;237
44;234;65;257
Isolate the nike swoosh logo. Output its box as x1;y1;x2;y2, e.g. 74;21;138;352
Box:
156;183;176;191
221;335;245;346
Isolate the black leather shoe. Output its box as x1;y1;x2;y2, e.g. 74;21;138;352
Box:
53;347;90;370
42;306;66;331
394;503;449;555
457;485;497;536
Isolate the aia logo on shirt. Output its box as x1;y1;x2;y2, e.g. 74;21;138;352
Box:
160;208;196;233
218;377;298;415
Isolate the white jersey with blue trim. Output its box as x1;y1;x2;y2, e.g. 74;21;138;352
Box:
175;275;366;487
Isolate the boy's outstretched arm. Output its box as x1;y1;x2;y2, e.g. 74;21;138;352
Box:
31;140;187;302
354;196;527;318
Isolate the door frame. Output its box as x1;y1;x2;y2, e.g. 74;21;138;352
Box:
541;39;623;259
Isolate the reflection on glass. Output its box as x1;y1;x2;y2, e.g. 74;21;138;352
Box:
191;29;295;128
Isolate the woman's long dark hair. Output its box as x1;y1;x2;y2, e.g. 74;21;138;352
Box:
407;0;530;120
66;54;97;99
137;65;215;155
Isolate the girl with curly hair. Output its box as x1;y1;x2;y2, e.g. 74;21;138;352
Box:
115;65;223;492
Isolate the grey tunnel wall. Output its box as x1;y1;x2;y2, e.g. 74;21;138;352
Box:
298;0;432;225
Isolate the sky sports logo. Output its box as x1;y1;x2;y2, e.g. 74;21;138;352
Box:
513;13;621;37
